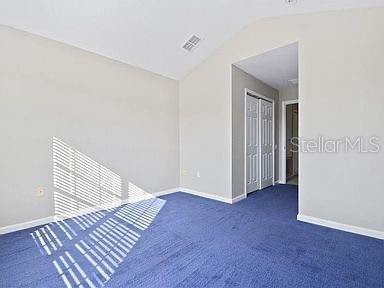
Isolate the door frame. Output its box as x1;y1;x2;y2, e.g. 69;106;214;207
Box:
244;88;275;198
280;99;299;184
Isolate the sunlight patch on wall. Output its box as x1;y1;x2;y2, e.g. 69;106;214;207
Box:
53;137;122;221
30;137;167;287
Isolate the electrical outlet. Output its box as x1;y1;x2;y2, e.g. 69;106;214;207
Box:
36;187;45;197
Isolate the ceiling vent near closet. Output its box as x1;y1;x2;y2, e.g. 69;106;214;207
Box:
182;35;202;52
288;78;298;85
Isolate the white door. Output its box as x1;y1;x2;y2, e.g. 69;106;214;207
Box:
260;99;274;189
246;95;259;193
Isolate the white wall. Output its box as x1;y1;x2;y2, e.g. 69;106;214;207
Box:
232;65;279;198
180;8;384;233
179;51;232;199
2;7;384;236
0;26;179;228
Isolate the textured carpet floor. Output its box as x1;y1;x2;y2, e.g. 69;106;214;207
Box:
0;185;383;287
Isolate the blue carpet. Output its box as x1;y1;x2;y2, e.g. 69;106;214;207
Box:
0;185;383;287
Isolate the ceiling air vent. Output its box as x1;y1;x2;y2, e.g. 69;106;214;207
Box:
182;35;202;52
288;78;298;85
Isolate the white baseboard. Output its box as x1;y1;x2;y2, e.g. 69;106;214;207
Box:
179;187;233;204
297;214;384;240
123;188;179;204
0;216;54;235
0;187;246;235
153;188;180;197
0;188;179;235
159;187;246;204
232;193;247;204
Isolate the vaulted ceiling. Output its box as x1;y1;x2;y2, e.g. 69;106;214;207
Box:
1;0;383;79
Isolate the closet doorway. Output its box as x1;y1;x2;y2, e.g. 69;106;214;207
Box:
245;89;275;194
281;100;299;185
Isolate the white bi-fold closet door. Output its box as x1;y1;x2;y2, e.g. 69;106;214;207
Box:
246;93;274;194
